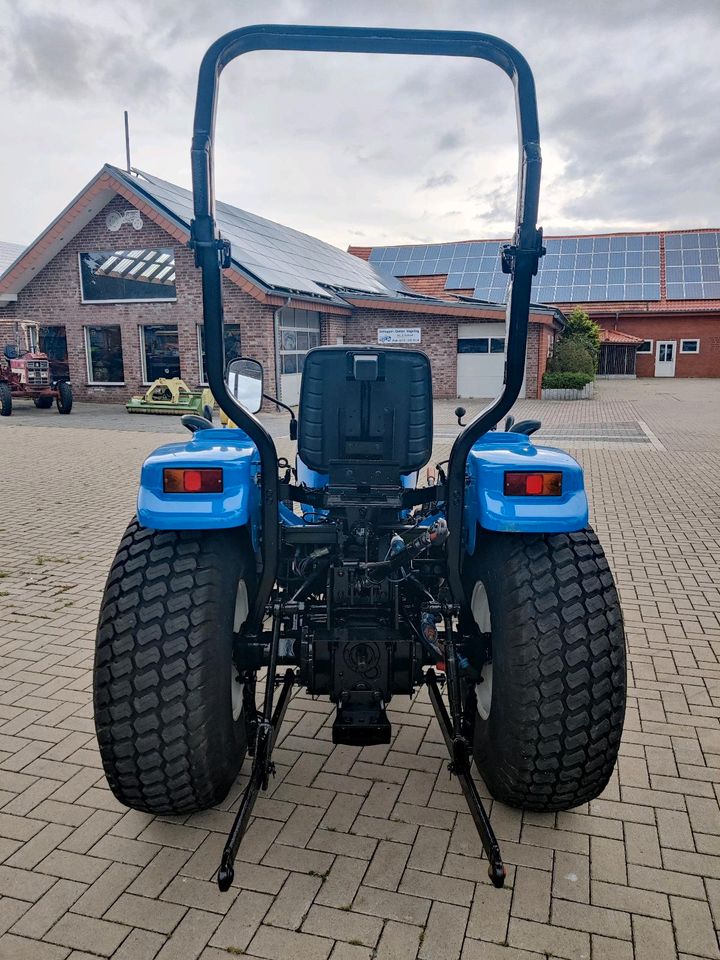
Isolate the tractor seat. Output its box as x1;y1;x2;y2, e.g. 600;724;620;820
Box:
297;346;433;481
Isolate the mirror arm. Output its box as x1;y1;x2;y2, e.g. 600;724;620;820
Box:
263;393;296;422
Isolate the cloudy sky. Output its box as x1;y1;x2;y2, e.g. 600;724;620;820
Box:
1;0;718;249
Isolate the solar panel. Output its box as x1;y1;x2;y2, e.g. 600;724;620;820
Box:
125;169;398;301
369;236;664;303
664;232;720;300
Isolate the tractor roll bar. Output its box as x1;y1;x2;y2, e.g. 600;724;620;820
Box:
190;24;544;621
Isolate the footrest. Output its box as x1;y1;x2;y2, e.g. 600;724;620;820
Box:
333;694;391;746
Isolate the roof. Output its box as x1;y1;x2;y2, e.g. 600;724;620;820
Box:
0;241;25;274
599;328;643;344
113;167;405;304
0;165;550;322
351;228;720;314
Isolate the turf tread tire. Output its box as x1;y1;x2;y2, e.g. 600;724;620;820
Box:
0;382;11;416
94;519;253;815
464;528;626;812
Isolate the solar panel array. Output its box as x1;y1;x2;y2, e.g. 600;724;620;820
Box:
369;235;665;303
118;168;397;301
665;232;720;300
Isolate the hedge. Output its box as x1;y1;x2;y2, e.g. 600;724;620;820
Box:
541;371;594;390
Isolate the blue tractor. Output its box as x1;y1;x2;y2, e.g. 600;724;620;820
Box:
93;25;626;892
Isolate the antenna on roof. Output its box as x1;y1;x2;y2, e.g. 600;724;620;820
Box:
124;110;131;173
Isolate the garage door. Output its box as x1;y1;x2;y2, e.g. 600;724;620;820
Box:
456;322;526;399
277;308;321;406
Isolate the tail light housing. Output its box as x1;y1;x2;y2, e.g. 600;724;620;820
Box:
163;468;223;493
504;471;562;497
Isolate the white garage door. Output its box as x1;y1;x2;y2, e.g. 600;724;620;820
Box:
456;322;526;399
277;308;321;406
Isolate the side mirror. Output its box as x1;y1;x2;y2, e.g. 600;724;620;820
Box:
4;344;18;360
226;358;263;414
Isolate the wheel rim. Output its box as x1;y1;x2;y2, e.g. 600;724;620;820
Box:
230;580;249;721
471;581;493;721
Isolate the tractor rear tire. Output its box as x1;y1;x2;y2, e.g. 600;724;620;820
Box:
0;383;11;416
34;396;53;409
463;528;626;812
94;520;255;815
56;381;73;414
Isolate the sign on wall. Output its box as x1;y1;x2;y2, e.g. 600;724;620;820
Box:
377;328;421;344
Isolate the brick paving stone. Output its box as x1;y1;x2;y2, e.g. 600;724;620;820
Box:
209;889;272;952
466;883;512;943
553;851;590;904
632;916;677;960
70;862;140;918
507;917;591;960
154;908;221;960
104;892;186;934
3;386;720;960
670;895;720;958
314;856;368;909
44;913;131;956
513;865;552;921
419;900;468;960
591;880;670;919
263;871;322;928
591;935;635;960
0;933;70;960
374;920;422;960
112;929;167;960
353;886;431;926
10;880;85;939
302;904;383;948
363;841;412;892
248;923;333;960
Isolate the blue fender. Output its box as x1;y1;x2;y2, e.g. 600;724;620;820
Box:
464;432;588;552
137;428;261;541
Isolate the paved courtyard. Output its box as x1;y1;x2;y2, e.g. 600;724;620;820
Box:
0;379;719;960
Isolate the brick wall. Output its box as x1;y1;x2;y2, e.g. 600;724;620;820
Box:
346;309;547;399
599;315;720;378
4;195;278;401
320;314;348;345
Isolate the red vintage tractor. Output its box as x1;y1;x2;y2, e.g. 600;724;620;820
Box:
0;321;72;416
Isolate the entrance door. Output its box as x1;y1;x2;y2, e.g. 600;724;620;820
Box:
456;323;526;399
655;340;676;377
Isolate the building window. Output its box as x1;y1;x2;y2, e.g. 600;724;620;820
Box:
80;249;176;303
636;340;653;353
458;338;490;353
85;326;125;383
141;324;180;382
490;337;506;353
680;339;700;353
198;324;243;384
278;308;321;376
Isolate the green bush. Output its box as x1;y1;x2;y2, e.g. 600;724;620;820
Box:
562;307;601;370
546;338;595;375
542;371;594;390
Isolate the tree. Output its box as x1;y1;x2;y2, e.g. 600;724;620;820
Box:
562;307;601;369
547;338;595;375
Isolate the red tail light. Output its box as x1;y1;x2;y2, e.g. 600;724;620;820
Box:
504;471;562;497
163;468;223;493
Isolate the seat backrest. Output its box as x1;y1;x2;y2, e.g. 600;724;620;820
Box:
298;346;433;476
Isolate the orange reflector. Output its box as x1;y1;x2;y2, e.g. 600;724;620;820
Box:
504;471;562;497
163;468;223;494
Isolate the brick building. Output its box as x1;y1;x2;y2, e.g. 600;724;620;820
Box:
354;229;720;381
0;165;561;404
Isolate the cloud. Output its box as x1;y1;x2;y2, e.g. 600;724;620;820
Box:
422;172;458;189
4;5;172;102
1;0;719;247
